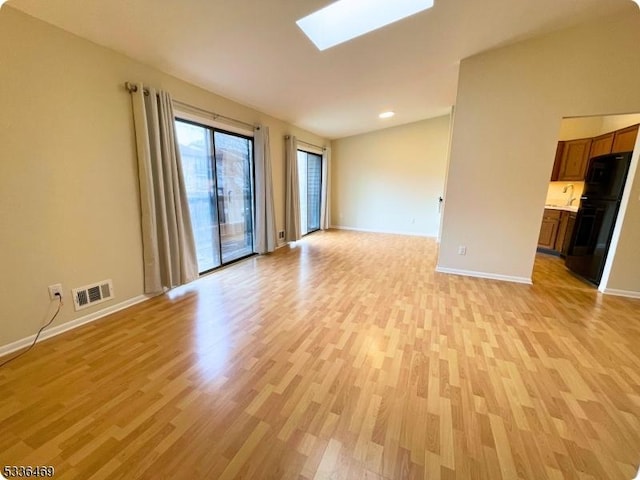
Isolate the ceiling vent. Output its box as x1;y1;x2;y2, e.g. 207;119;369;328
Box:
72;279;114;311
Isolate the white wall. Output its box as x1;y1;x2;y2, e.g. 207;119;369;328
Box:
438;10;640;289
0;8;326;348
331;116;451;237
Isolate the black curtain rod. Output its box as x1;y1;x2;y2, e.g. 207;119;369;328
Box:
124;82;256;130
172;100;255;130
286;135;326;151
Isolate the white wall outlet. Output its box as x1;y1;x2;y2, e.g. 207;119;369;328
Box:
278;230;285;240
458;246;467;255
48;283;63;300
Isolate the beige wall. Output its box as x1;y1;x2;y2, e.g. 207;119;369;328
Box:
601;113;640;134
557;117;605;141
331;116;451;237
0;8;326;347
558;113;640;141
438;11;640;289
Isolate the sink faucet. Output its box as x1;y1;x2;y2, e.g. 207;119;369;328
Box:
562;184;575;206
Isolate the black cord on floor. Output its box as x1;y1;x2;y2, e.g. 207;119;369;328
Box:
0;295;63;368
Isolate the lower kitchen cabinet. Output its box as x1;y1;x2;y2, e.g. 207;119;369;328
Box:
538;209;575;255
538;209;561;250
560;212;576;256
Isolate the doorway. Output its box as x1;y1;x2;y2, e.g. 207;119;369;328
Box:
297;150;323;236
175;119;255;274
534;113;640;288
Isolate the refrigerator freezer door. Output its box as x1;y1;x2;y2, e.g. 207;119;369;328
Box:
584;152;632;200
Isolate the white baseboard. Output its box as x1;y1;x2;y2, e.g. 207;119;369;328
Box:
331;225;437;238
0;294;153;357
435;266;533;285
601;288;640;299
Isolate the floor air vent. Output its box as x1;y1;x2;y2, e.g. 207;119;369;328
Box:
72;279;114;311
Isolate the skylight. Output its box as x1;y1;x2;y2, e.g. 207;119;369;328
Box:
297;0;434;51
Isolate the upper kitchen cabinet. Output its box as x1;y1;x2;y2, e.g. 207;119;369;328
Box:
611;124;639;153
558;138;592;181
549;123;637;182
589;132;614;158
550;141;564;181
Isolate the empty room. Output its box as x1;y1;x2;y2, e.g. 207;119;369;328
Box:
1;0;640;479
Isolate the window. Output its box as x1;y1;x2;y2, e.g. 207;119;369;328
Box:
175;119;254;273
297;150;323;235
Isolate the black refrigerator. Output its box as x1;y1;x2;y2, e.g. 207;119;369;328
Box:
565;152;632;285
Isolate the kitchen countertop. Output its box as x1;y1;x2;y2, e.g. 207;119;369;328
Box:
545;204;579;213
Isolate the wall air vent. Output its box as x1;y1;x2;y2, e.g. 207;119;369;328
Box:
72;279;114;311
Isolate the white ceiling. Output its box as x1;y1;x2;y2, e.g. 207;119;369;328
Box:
8;0;632;139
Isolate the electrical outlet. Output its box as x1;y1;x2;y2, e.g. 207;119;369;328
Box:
48;283;63;300
278;230;285;240
457;246;467;255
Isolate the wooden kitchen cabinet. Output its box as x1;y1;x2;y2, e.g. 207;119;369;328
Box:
550;141;564;181
538;209;561;250
561;212;576;256
538;209;575;255
558;138;592;181
589;132;614;159
555;211;570;253
611;124;639;153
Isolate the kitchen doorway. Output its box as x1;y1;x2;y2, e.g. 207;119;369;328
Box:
533;112;640;289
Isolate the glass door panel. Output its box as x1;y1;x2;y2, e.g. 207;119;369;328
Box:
297;151;309;236
214;131;254;263
175;120;221;272
306;153;322;232
297;150;322;235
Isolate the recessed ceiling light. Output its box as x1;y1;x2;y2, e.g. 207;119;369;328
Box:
632;0;640;7
0;0;8;8
297;0;434;51
379;111;395;119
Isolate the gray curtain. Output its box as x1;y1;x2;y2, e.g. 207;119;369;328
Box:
254;125;277;253
285;136;301;242
320;147;331;230
130;83;198;294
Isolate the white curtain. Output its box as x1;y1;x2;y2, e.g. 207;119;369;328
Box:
320;147;331;230
285;136;301;242
130;84;199;294
254;125;277;254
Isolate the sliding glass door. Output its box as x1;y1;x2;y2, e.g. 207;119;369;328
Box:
214;131;254;264
297;150;322;235
175;119;254;273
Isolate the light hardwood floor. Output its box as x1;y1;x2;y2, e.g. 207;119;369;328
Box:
1;230;639;479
